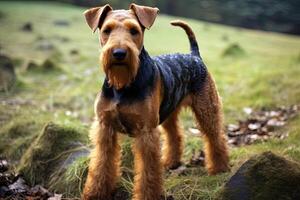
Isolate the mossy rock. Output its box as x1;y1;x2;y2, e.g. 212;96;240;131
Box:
18;122;89;188
25;61;39;71
222;43;246;57
0;120;40;161
25;59;61;72
41;59;59;71
52;136;135;198
50;155;89;197
218;151;300;200
0;54;16;92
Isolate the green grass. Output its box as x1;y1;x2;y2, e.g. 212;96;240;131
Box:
0;1;300;199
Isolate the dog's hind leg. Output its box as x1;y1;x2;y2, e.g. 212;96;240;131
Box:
190;73;229;175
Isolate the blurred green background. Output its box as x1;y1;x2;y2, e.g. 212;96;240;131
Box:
54;0;300;35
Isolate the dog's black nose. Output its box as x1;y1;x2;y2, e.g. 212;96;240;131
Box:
113;48;127;60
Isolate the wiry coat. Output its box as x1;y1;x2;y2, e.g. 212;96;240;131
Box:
82;4;229;200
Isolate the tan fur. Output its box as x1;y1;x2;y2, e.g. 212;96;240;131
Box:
191;73;229;174
83;4;229;200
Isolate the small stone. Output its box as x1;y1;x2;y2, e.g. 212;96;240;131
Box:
0;186;10;197
0;55;16;92
48;194;62;200
70;49;79;55
41;59;57;71
227;124;239;132
53;20;70;27
37;40;54;51
170;165;187;175
267;119;285;127
248;123;261;130
29;185;53;198
188;127;201;135
21;22;33;32
9;177;29;194
243;107;253;115
25;61;39;71
0;160;8;173
189;150;205;166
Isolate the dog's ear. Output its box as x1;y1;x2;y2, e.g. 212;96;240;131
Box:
129;3;159;29
84;4;112;32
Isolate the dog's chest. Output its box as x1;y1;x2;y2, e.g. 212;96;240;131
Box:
101;100;144;136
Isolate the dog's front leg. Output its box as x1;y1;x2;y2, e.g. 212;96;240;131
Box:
132;127;163;200
83;120;120;200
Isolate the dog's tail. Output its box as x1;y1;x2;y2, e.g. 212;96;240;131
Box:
170;20;200;58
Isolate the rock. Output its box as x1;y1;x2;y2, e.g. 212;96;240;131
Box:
222;43;246;57
21;22;33;32
218;151;300;200
25;58;61;72
48;194;62;200
41;59;56;71
188;127;201;135
0;159;59;199
227;124;239;132
53;20;70;27
25;61;39;71
8;177;29;194
18;122;88;195
70;49;79;55
243;107;253;115
28;185;53;199
0;55;16;92
0;186;10;197
169;165;187;176
37;40;54;51
60;142;89;169
0;160;8;173
189;150;205;167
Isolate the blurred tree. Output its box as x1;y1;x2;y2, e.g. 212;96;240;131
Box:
50;0;299;35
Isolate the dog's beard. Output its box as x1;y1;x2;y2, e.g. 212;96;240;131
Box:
101;45;139;90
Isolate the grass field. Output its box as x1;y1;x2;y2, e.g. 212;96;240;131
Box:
0;1;300;199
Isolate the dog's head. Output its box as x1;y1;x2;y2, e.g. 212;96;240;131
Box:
84;4;159;90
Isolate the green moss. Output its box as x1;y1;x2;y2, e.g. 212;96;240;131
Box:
219;152;300;200
26;59;62;72
0;119;41;161
41;59;57;71
249;152;300;200
18;122;88;186
50;156;89;197
25;61;39;71
222;43;246;57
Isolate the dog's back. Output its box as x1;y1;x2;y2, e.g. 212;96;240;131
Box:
153;21;207;123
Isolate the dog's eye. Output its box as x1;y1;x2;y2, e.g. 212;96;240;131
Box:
130;28;139;36
103;28;111;35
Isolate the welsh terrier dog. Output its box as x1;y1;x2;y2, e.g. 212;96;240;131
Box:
83;3;229;200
